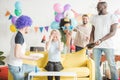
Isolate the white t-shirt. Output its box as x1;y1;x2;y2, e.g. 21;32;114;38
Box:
48;41;61;62
7;32;26;66
91;13;118;48
74;24;92;47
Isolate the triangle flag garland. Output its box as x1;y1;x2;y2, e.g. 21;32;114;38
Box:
34;27;39;32
5;11;10;16
39;27;43;33
45;26;49;32
9;15;13;20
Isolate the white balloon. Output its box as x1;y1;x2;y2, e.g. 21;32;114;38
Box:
64;10;75;19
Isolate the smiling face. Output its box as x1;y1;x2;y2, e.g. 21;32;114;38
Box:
82;15;89;25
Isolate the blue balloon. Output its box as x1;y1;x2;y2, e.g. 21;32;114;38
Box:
50;21;59;29
15;1;21;9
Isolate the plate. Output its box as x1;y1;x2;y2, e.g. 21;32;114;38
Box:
30;53;44;57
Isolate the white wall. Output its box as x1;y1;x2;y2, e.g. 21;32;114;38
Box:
0;0;120;55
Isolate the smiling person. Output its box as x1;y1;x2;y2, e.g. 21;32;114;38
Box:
7;15;41;80
59;17;73;53
90;2;119;80
73;14;92;52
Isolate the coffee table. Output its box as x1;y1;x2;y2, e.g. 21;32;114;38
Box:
28;71;77;80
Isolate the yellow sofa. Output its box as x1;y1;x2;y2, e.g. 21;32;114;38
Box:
9;48;95;80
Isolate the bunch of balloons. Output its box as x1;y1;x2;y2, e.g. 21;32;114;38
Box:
10;16;18;32
14;1;22;16
10;1;22;32
51;3;77;29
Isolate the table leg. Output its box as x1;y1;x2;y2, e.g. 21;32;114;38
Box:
74;75;77;80
28;75;30;80
76;75;77;80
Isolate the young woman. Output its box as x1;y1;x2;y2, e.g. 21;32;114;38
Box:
59;17;73;53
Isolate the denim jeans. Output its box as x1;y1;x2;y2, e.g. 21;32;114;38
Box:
8;64;40;80
93;48;118;80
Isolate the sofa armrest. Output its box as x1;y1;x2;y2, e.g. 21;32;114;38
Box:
86;57;95;80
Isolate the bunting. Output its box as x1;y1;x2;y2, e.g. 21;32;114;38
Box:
34;27;39;32
39;27;43;33
33;26;49;32
9;15;13;20
45;26;49;32
5;11;10;16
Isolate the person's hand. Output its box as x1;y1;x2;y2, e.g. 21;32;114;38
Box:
95;39;102;45
66;32;72;40
57;34;61;42
31;56;40;60
58;42;64;51
64;30;69;34
49;34;54;40
85;36;90;41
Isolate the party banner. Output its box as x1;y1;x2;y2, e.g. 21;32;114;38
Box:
45;26;49;32
9;15;13;20
39;27;43;33
5;11;10;16
34;27;39;32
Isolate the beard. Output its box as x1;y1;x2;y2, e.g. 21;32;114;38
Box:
98;10;103;15
83;22;87;25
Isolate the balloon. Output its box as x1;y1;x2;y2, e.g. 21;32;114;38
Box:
50;21;59;29
55;13;64;22
14;9;22;16
10;24;17;32
15;1;21;9
64;10;75;19
71;18;78;28
53;3;63;13
11;16;17;24
54;12;57;15
64;4;71;11
70;45;75;50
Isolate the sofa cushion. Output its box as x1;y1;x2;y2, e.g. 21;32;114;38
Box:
61;67;90;77
62;48;87;68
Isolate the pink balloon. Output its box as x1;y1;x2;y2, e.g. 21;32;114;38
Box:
55;13;63;22
11;16;17;24
64;4;71;11
53;3;63;13
70;45;75;50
